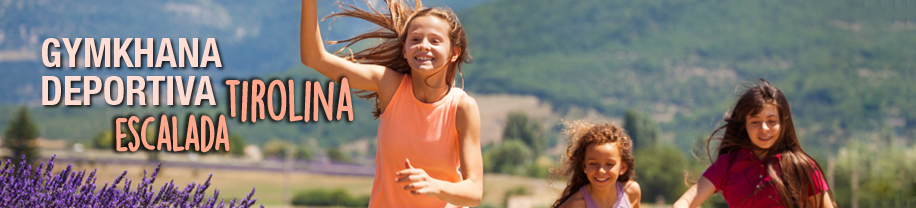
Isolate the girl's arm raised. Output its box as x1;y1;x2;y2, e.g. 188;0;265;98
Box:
300;0;389;93
672;177;716;208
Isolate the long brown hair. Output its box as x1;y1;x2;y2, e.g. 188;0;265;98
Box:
551;121;636;208
323;0;472;118
704;79;834;207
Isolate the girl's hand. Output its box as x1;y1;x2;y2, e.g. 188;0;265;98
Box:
395;159;443;196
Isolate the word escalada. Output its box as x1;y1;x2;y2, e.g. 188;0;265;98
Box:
115;115;229;153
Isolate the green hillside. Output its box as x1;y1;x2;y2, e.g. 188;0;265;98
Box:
459;0;915;151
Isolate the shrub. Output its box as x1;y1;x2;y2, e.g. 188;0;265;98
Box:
291;188;368;207
483;140;533;175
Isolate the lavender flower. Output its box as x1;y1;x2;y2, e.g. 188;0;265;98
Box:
0;155;262;208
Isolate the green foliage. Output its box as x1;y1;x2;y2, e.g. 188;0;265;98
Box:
326;147;351;163
502;112;546;156
624;110;659;149
261;138;314;160
262;139;291;159
458;1;915;203
296;145;314;161
833;140;916;207
460;0;916;151
3;106;39;167
635;145;688;204
227;133;246;156
525;162;550;179
291;188;369;207
483;140;533;175
91;130;114;150
487;112;552;177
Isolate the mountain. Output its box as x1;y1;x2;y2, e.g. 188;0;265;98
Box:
457;0;915;150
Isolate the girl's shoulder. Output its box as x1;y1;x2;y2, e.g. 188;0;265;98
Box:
623;180;641;205
455;90;478;110
557;189;586;208
378;68;407;94
454;89;479;135
376;70;406;115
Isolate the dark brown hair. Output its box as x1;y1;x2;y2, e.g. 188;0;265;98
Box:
704;79;835;207
324;0;472;118
551;121;636;208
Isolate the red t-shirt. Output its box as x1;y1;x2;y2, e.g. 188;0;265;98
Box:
702;148;829;207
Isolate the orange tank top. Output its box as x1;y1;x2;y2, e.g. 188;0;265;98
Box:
370;74;465;208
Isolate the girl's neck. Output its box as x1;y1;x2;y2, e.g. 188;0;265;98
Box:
752;148;770;160
586;182;619;206
410;72;450;103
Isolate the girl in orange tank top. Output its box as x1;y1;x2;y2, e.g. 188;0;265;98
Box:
300;0;483;207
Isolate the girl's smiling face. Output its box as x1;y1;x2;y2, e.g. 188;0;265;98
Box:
403;15;459;75
583;142;626;191
746;103;782;151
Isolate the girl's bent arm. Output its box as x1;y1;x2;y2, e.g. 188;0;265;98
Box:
300;0;388;92
438;94;484;206
672;177;716;208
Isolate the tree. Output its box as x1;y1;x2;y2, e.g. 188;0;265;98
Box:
263;139;291;159
296;145;313;160
326;147;351;163
227;133;246;156
483;140;533;175
4;106;39;168
635;145;689;204
263;139;313;160
624;110;659;149
834;139;916;207
91;130;114;150
502;112;545;157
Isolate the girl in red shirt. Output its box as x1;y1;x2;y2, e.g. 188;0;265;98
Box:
673;79;836;208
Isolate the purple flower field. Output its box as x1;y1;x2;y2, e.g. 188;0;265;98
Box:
0;155;263;208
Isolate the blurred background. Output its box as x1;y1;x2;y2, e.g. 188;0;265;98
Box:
1;0;914;207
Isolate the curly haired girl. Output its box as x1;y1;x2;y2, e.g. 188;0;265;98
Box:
553;121;641;208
